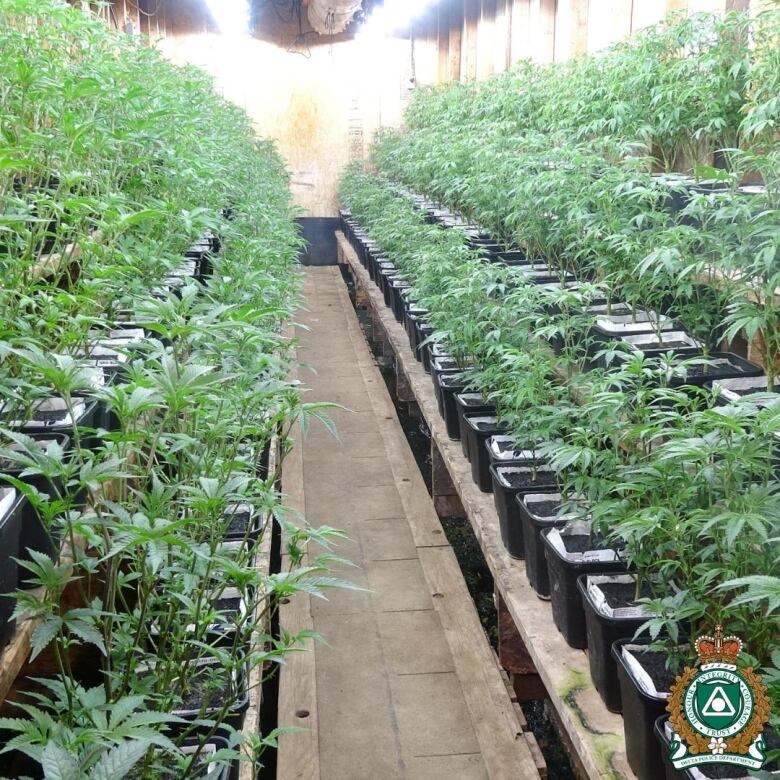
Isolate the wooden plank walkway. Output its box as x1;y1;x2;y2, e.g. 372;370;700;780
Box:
277;267;542;780
336;233;635;780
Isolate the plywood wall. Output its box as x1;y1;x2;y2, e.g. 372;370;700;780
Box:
427;0;767;82
159;9;415;217
76;0;769;216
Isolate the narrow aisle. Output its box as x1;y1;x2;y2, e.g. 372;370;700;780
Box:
277;267;540;780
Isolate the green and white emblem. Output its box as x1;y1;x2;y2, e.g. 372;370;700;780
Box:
668;626;771;771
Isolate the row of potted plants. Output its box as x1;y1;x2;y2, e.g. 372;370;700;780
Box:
0;2;344;778
338;166;779;779
349;10;779;777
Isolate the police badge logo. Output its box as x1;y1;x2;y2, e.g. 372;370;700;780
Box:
667;626;771;771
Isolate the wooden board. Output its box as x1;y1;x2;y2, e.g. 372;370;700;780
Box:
239;433;280;780
276;354;321;780
337;231;635;780
329;261;544;779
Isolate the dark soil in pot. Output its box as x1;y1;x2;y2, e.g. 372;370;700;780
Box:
438;373;469;438
125;736;231;780
223;503;259;544
613;638;678;780
165;660;249;735
456;393;494;459
578;574;654;713
713;374;780;404
543;521;625;648
667;352;763;388
492;464;557;559
463;414;509;492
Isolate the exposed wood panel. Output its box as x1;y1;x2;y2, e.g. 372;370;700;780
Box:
510;0;531;62
587;0;633;52
437;3;451;82
463;0;480;80
632;2;665;31
448;3;464;81
477;0;497;79
494;0;513;73
555;0;589;61
529;0;555;62
161;28;412;215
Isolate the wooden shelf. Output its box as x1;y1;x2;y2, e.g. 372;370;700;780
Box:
337;231;635;780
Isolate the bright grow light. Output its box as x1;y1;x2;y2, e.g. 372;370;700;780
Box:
359;0;439;38
206;0;250;36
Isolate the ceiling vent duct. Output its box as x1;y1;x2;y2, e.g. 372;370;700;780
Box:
307;0;363;35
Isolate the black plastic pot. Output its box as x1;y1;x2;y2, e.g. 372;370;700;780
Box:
713;374;780;406
518;493;571;596
0;488;22;649
405;312;425;357
613;638;674;780
542;522;625;648
0;433;71;587
2;397;100;451
390;279;411;322
463;414;509;492
456;393;494;459
578;574;653;713
168;660;250;736
588;305;678;345
492;464;557;558
222;503;260;546
430;356;462;408
439;373;469;438
496;249;526;264
418;324;435;372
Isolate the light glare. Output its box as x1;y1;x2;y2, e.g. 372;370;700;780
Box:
206;0;250;37
360;0;438;38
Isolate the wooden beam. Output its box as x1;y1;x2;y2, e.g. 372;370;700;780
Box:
492;0;512;73
463;0;480;80
448;1;464;81
478;0;497;79
509;0;531;62
437;3;451;82
555;0;589;61
529;0;555;63
587;0;632;53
